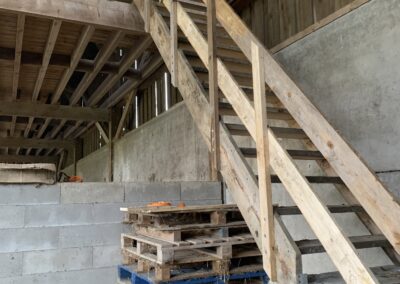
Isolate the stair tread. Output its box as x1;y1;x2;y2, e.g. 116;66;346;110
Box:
219;103;293;120
297;234;391;255
270;175;343;184
241;147;324;160
275;204;363;215
226;123;308;139
308;265;400;283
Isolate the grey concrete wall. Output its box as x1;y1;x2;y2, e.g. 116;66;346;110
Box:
0;182;221;283
64;103;210;182
274;0;400;198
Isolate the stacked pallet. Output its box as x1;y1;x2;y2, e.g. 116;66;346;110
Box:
120;204;266;282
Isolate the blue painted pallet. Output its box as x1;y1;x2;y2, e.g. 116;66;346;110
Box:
118;265;269;284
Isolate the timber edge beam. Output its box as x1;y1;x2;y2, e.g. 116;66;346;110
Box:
0;0;145;33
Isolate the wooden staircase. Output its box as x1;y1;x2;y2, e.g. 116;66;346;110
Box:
131;0;400;282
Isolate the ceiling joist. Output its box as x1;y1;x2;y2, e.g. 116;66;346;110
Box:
0;101;109;122
0;137;73;149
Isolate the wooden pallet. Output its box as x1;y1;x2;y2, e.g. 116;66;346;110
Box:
121;232;258;264
121;250;263;281
118;264;268;283
121;204;243;228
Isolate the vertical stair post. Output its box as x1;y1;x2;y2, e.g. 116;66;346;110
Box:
170;0;178;87
208;0;220;181
252;41;276;281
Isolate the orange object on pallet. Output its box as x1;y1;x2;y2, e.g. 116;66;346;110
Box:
147;201;172;207
68;176;83;182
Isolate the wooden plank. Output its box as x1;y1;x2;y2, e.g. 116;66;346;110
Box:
251;41;276;280
95;122;110;144
297;234;391;255
211;0;400;256
0;101;109;122
0;137;73;149
10;14;25;139
170;0;178;87
274;213;302;283
0;154;58;164
0;0;145;33
32;20;62;102
115;90;136;140
207;0;220;181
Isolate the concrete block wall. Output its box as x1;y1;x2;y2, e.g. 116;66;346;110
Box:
0;182;222;283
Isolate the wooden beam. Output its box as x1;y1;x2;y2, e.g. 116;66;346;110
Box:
48;31;124;141
9;14;25;147
87;36;152;106
70;31;125;105
36;25;95;142
0;46;140;78
0;0;145;33
115;90;136;140
0;101;108;122
211;0;400;255
11;15;25;101
0;154;58;164
207;0;220;181
95;122;110;144
252;41;276;281
22;19;62;145
170;0;178;86
0;137;73;149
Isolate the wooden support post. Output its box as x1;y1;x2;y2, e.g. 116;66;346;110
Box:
108;111;114;182
144;0;151;33
170;0;178;87
252;41;276;281
73;143;77;176
208;0;220;181
115;90;136;140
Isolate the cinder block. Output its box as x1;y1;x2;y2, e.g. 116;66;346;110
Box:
59;223;128;248
0;184;60;205
92;204;124;224
124;182;180;203
180;181;222;201
1;267;117;284
0;253;22;278
93;245;121;268
23;247;93;275
0;206;25;229
0;227;59;253
24;204;94;227
61;183;124;204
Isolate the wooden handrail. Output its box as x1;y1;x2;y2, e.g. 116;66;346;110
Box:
207;0;400;256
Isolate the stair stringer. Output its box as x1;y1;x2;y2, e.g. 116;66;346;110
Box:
132;0;262;248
